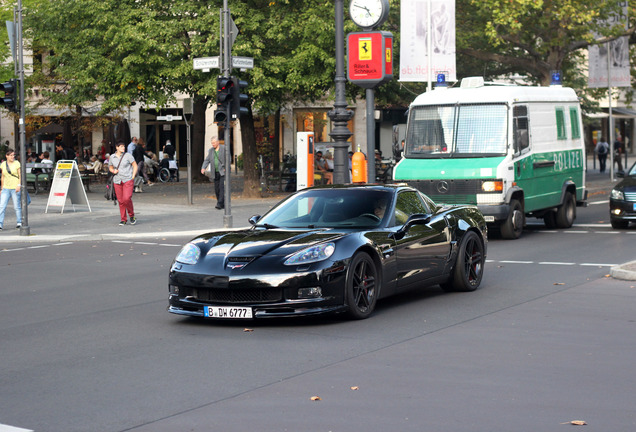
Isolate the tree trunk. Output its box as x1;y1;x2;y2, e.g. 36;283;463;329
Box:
240;109;261;198
192;95;208;181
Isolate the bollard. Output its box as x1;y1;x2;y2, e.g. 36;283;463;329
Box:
351;147;367;183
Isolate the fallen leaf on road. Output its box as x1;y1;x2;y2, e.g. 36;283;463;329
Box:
310;396;321;401
561;420;587;426
350;386;359;390
243;328;253;332
553;282;565;285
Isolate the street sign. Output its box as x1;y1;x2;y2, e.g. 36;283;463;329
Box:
232;56;254;69
157;115;183;121
193;56;219;70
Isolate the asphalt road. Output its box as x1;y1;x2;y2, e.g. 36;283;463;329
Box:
1;198;635;432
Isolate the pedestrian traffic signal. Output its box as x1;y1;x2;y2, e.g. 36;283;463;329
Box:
0;79;17;113
231;77;249;119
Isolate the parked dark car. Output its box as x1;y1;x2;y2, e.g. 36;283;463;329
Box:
610;161;636;229
168;184;488;320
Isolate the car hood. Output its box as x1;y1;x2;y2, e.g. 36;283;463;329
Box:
616;175;636;192
195;228;346;260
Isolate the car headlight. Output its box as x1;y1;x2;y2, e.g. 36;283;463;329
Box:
175;243;201;265
611;189;624;200
284;242;335;265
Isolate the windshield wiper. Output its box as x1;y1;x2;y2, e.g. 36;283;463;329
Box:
255;223;278;229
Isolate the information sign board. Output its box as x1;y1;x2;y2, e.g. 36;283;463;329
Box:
347;31;393;89
45;160;91;213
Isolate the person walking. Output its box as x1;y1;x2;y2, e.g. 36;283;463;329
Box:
614;136;624;172
127;136;137;155
109;141;138;226
133;137;152;191
201;138;225;209
0;148;23;230
595;137;609;173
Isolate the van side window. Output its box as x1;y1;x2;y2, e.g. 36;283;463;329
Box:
569;107;581;139
513;106;529;153
555;107;567;140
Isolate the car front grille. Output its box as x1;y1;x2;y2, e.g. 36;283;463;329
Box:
189;286;282;304
624;192;636;202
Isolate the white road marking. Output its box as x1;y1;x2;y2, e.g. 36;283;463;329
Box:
487;260;617;267
0;423;33;432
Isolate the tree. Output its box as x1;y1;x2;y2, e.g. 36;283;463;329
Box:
456;0;636;87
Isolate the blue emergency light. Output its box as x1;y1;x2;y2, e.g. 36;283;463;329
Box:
550;70;562;86
436;73;447;87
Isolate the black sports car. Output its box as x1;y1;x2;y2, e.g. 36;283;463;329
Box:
168;184;487;320
610;161;636;228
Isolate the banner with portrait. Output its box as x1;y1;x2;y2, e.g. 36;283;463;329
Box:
588;2;630;88
399;0;456;83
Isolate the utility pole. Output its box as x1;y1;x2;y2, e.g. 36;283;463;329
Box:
16;0;29;236
328;0;354;184
221;0;233;228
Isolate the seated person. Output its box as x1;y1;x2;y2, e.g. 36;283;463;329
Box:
87;156;103;174
314;151;333;184
160;154;178;180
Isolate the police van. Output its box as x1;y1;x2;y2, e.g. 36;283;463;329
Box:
393;77;587;239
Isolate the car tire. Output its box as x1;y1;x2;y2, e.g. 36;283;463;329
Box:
555;191;576;228
610;219;629;229
345;252;378;319
500;199;524;239
441;231;484;292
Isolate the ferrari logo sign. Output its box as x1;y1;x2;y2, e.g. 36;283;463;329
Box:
358;37;372;61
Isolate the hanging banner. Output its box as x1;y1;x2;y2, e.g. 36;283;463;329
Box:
588;2;630;88
399;0;456;82
45;160;92;214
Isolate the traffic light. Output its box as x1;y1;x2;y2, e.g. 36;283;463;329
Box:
0;79;18;113
231;77;249;119
214;76;233;124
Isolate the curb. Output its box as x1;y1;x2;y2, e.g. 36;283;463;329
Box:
610;260;636;281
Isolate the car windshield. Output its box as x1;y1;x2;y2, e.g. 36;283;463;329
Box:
628;162;636;176
405;103;508;157
256;188;393;229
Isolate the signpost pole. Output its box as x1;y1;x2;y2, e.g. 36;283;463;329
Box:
17;0;29;235
366;88;375;182
222;0;233;228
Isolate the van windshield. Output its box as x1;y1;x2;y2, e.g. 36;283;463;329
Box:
405;103;508;158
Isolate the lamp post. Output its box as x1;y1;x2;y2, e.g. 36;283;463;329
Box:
328;0;354;184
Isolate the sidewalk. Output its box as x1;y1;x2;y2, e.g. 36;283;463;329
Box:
0;170;285;243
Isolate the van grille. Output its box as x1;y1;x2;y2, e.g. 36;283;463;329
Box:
406;179;483;205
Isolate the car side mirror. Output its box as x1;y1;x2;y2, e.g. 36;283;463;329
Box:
390;213;432;240
248;215;261;225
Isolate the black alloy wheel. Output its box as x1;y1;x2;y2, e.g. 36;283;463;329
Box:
441;231;484;292
346;252;378;319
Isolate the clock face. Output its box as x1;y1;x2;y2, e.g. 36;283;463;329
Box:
349;0;388;29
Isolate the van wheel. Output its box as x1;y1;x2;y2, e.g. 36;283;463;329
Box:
556;192;576;228
500;199;524;240
544;211;557;229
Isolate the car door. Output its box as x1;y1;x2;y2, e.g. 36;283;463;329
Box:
392;190;451;291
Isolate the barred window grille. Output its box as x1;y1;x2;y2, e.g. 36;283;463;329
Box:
407;103;508;156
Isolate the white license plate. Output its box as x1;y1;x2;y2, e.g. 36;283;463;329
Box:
204;306;253;319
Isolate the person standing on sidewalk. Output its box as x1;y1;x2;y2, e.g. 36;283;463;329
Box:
109;141;138;226
0;148;22;230
201;138;225;209
595;137;609;173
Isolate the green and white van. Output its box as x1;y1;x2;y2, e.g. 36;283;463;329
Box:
393;77;587;239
